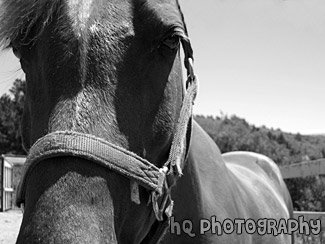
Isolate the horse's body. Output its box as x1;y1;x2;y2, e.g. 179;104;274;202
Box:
0;0;293;243
160;122;293;244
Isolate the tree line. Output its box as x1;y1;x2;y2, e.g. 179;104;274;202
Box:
195;114;325;212
195;114;325;165
0;79;25;155
1;79;325;211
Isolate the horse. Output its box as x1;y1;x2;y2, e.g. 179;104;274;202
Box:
0;0;293;243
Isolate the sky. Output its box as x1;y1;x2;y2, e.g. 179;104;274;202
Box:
180;0;325;135
0;0;324;135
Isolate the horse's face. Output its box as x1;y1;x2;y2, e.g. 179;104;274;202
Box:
0;0;188;243
15;0;185;161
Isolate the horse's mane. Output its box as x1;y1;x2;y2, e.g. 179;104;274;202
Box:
0;0;61;48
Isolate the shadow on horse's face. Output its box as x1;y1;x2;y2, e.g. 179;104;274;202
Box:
0;0;189;243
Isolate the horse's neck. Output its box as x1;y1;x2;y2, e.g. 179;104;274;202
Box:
170;121;231;225
161;122;235;243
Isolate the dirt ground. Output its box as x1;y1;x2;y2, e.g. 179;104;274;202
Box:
0;210;22;244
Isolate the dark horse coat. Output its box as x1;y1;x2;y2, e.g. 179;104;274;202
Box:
0;0;293;243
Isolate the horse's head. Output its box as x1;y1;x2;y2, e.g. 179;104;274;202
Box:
0;0;196;243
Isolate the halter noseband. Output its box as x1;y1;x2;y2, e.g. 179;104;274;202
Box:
17;38;198;244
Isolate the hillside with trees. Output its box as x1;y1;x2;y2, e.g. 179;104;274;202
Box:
195;114;325;165
1;80;325;211
195;114;325;211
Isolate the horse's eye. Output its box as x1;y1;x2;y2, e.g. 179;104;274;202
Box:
162;35;180;50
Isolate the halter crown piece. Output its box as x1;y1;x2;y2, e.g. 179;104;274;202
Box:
16;37;198;244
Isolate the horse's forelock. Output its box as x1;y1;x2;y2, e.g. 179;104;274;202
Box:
0;0;190;47
0;0;61;48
